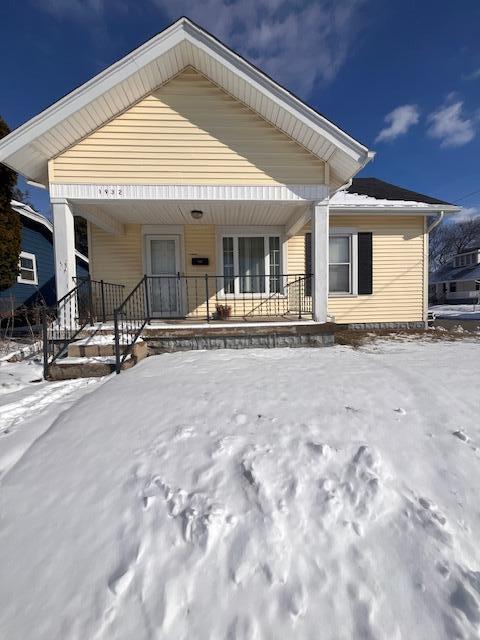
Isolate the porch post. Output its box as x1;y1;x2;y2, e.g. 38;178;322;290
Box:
311;201;329;323
51;198;77;301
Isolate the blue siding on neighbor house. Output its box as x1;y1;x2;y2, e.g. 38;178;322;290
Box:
0;216;88;309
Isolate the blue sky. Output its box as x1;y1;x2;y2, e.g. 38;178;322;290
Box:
1;0;480;218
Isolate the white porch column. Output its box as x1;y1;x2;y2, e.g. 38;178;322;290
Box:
311;201;329;323
51;198;77;301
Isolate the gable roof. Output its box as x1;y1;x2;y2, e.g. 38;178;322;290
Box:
330;177;460;212
0;17;372;189
11;200;89;265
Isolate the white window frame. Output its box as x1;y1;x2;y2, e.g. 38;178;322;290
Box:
216;226;287;298
328;228;358;297
17;251;38;285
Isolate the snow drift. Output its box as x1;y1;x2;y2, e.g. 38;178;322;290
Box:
0;341;479;639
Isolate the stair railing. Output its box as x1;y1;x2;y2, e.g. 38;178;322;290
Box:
114;275;150;375
42;278;125;379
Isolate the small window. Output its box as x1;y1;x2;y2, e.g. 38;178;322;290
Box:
329;236;352;293
475;281;480;291
17;252;38;285
449;282;457;293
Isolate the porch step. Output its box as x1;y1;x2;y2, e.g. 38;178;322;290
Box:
48;340;148;380
144;322;336;353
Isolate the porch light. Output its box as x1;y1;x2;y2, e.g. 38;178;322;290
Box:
190;209;203;220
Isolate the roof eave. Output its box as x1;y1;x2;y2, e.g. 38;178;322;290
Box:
0;17;371;184
330;204;461;214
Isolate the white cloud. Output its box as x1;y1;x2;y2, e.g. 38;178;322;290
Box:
33;0;367;96
375;105;420;143
150;0;367;97
427;99;476;148
455;206;480;221
463;68;480;81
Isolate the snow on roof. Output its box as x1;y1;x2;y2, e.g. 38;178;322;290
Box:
330;177;459;211
11;200;89;264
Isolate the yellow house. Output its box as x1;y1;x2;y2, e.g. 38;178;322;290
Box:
0;17;459;362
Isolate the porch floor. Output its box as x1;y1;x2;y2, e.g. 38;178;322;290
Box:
81;318;325;337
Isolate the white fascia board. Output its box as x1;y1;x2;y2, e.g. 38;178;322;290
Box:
49;182;329;202
330;205;461;215
11;200;53;232
11;200;89;264
0;17;371;175
0;22;186;163
182;22;371;165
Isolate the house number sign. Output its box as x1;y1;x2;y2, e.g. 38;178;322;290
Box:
98;187;124;197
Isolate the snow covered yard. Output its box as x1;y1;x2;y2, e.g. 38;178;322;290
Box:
431;304;480;322
1;340;480;640
0;358;103;477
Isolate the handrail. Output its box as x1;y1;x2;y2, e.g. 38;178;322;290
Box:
42;277;126;379
42;280;91;379
114;275;150;374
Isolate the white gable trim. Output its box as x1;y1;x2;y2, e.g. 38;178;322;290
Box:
0;18;372;187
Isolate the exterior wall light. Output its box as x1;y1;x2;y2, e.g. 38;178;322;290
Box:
190;209;203;220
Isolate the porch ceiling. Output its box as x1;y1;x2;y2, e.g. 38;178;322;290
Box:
73;200;310;228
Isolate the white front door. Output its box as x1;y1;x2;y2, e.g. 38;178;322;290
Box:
146;236;183;317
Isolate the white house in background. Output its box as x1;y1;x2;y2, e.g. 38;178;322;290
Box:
430;243;480;303
0;17;460;329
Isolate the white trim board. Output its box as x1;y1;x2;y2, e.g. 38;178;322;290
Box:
0;18;372;187
17;251;38;285
49;183;329;203
11;199;89;264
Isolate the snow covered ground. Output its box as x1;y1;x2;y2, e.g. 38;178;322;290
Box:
1;340;480;639
0;358;103;478
430;304;480;321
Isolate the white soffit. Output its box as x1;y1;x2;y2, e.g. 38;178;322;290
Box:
0;18;372;187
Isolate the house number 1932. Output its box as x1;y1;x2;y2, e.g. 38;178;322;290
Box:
99;187;123;197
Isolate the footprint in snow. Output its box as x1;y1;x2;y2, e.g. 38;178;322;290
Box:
394;407;406;416
452;430;469;442
345;406;360;414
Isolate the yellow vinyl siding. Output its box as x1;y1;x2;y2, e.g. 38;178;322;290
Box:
288;216;426;323
89;216;426;323
88;223;143;291
52;68;325;185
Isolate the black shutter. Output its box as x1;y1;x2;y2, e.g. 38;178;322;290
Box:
357;232;373;295
305;233;312;296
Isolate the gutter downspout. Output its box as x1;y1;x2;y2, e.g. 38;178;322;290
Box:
426;210;445;233
425;211;445;329
330;178;352;197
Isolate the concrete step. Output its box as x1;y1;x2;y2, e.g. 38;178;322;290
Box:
48;341;148;380
68;335;115;357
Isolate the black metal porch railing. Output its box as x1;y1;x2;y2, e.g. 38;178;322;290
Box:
42;278;125;379
73;277;126;323
144;273;312;321
112;272;312;375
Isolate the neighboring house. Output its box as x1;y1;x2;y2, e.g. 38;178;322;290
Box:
0;18;460;328
430;243;480;304
0;201;89;312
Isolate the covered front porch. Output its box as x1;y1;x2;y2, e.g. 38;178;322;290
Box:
51;185;330;324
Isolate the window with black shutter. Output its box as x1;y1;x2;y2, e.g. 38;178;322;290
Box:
357;232;373;295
